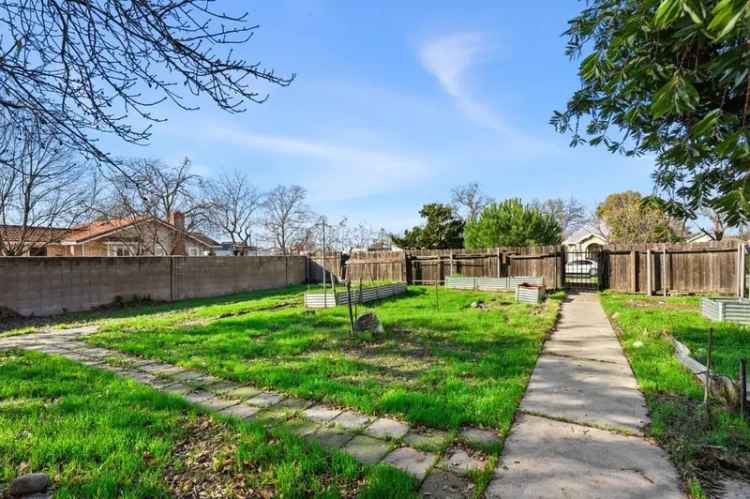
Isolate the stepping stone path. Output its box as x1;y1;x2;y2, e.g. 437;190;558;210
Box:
0;327;496;497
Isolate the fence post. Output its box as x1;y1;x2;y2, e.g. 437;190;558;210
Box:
646;249;653;296
738;243;746;298
662;247;667;297
496;248;501;278
449;250;454;277
630;249;637;293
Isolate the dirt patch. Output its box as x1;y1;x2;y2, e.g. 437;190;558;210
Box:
648;393;750;497
165;417;264;498
165;416;365;498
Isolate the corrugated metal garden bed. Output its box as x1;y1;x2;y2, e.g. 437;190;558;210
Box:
515;284;546;304
444;275;544;291
702;297;750;325
304;282;407;309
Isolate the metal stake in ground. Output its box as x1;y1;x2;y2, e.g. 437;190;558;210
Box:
434;275;440;311
705;327;714;417
346;280;354;334
740;358;747;419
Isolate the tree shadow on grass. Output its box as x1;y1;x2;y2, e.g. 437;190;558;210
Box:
1;285;308;335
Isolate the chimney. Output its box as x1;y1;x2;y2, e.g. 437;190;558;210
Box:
169;211;185;230
169;211;186;256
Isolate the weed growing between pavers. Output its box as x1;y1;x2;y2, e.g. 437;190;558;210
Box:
0;350;416;498
601;292;750;497
83;286;562;434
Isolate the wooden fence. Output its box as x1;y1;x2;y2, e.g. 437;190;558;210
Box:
602;240;745;295
338;240;748;295
345;246;564;288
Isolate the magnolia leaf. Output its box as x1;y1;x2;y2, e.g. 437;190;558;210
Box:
680;0;705;25
652;78;677;118
655;0;683;28
708;0;748;39
689;109;721;138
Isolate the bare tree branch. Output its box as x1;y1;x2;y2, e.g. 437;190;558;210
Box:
0;120;94;255
205;170;263;255
450;182;492;223
0;0;294;164
261;185;310;256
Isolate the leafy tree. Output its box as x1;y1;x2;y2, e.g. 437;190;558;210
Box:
552;0;750;226
391;203;464;249
464;199;562;249
596;191;684;244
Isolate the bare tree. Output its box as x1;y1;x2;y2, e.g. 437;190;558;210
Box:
0;122;94;255
0;1;293;164
99;157;210;254
262;185;310;256
348;222;377;252
451;183;492;222
697;207;729;241
205;171;264;255
533;197;589;238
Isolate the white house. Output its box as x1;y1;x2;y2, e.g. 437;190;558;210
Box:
563;225;609;255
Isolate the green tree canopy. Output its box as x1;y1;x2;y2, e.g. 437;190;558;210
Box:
597;191;684;244
552;0;750;226
391;203;464;249
464;199;562;249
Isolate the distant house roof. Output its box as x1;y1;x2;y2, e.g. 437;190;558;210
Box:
563;225;609;246
0;217;220;248
0;225;72;243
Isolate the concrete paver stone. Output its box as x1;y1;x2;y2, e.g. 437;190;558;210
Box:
382;447;437;481
419;470;474;499
246;392;285;408
343;435;392;465
366;418;410;440
303;405;343;423
436;448;487;476
332;410;372;431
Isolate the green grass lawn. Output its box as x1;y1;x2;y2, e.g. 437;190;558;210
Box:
600;292;750;495
75;285;563;435
0;349;415;498
601;293;750;380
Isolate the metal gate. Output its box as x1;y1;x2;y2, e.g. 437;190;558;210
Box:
564;249;602;290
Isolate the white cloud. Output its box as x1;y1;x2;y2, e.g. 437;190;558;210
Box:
419;32;511;133
205;126;432;202
418;32;555;157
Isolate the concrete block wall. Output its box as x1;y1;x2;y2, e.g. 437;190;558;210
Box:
0;256;306;317
172;256;306;300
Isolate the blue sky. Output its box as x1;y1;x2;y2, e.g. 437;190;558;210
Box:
104;1;656;232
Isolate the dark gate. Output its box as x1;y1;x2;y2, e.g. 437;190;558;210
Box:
564;248;602;290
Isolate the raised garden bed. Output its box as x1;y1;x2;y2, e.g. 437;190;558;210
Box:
303;282;407;309
444;276;544;291
701;297;750;325
515;284;546;304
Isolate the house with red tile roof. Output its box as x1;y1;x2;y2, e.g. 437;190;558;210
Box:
0;212;220;256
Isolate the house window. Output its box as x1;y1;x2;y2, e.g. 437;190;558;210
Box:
28;247;47;256
189;247;199;256
155;246;166;256
108;244;133;257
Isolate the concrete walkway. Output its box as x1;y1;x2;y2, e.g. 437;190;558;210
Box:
486;292;685;498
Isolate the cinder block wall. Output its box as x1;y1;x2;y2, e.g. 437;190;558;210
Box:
0;256;306;317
